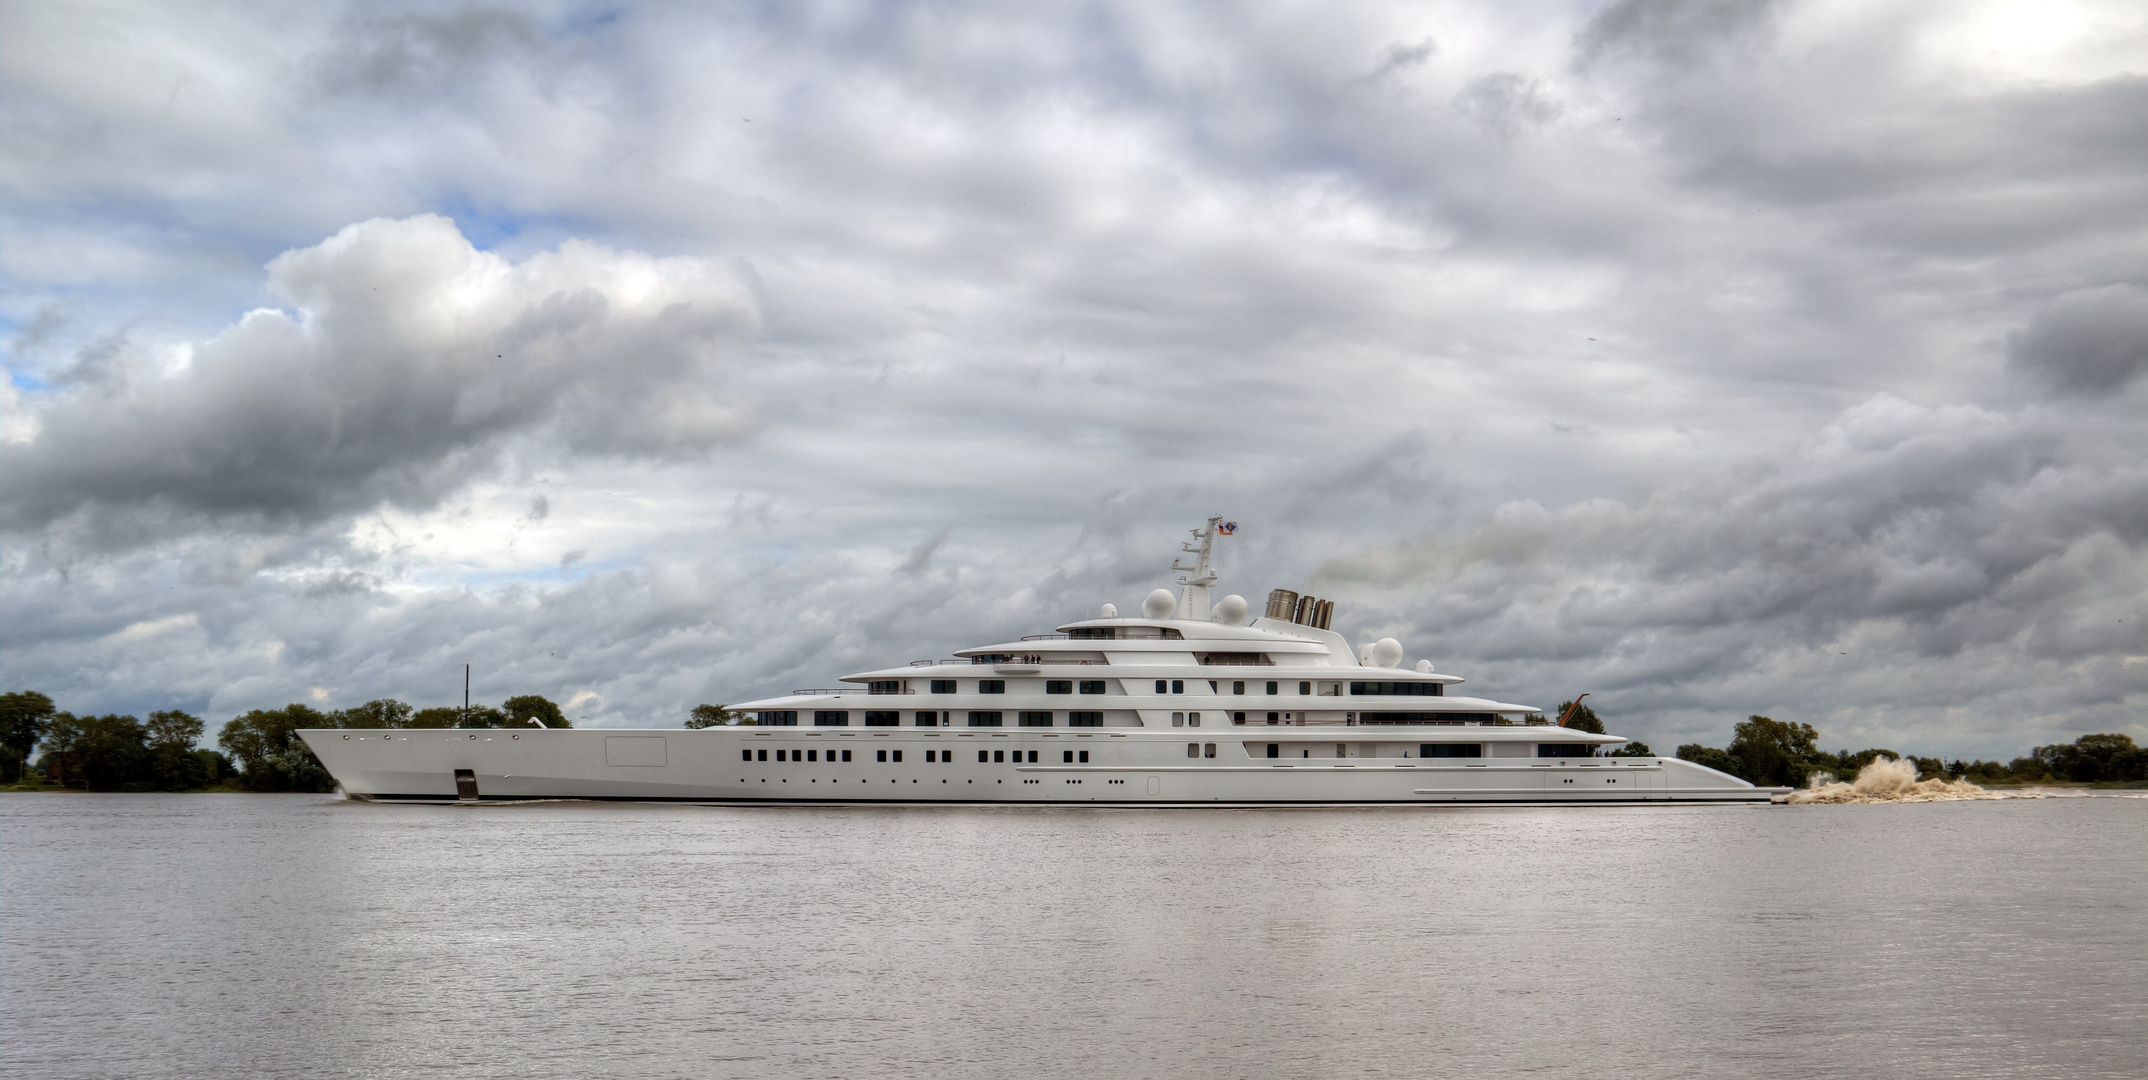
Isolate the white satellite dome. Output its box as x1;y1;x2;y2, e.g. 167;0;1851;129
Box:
1100;603;1117;618
1214;594;1248;625
1369;638;1404;669
1415;659;1434;674
1142;588;1177;620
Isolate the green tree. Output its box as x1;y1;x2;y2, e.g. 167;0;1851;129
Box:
217;705;337;792
2034;733;2143;783
1676;743;1737;775
406;707;463;728
1725;715;1829;786
65;714;150;791
687;704;746;728
145;709;208;790
337;699;413;729
0;691;57;783
1612;741;1654;756
454;704;508;729
1556;700;1604;734
502;695;569;729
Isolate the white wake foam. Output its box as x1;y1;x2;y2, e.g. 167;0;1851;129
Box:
1786;756;2021;804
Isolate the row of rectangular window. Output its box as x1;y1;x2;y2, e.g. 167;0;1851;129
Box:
755;710;1109;728
930;679;1110;694
741;746;1099;764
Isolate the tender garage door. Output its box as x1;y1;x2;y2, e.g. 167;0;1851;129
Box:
605;736;668;767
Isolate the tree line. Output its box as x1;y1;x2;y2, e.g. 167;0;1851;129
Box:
7;690;2137;793
0;691;577;793
1671;714;2147;788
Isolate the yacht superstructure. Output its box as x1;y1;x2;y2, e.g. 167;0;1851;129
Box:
302;519;1782;804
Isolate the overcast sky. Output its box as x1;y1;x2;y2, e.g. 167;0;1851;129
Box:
4;0;2144;758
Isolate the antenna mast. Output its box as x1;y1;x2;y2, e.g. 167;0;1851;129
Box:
1172;515;1225;620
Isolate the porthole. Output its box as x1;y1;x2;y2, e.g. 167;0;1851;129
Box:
341;734;350;740
511;734;520;740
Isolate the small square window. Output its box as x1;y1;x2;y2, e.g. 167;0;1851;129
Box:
1299;681;1311;695
1079;680;1106;694
877;749;887;762
1063;750;1074;763
978;750;988;763
979;680;1005;694
1027;750;1038;763
741;749;752;761
1267;712;1280;725
1171;680;1184;694
1233;712;1245;724
1204;743;1216;758
1233;681;1245;694
1187;743;1199;758
1190;712;1201;727
775;749;786;761
807;749;818;762
1266;681;1278;695
1155;680;1167;693
1078;750;1089;763
1045;680;1072;694
757;748;767;761
931;680;956;694
841;749;851;762
926;749;937;762
893;749;902;762
993;750;1004;763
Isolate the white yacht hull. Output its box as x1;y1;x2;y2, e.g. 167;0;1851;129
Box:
300;728;1784;804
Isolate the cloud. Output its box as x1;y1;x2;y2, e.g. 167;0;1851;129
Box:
2;215;758;541
2009;284;2148;395
1318;394;2148;752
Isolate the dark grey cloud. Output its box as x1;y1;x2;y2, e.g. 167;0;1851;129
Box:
2009;284;2148;395
3;215;757;539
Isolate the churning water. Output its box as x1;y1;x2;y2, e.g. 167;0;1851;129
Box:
4;794;2144;1079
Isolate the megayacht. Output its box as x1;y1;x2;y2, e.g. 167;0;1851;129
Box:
302;518;1783;804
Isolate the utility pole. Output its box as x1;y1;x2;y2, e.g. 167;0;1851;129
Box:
463;663;470;727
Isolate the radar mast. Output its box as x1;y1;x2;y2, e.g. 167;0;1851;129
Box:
1172;515;1226;620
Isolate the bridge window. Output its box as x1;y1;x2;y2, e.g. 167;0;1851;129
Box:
813;711;848;726
863;711;899;726
979;680;1005;694
1539;743;1593;757
869;680;901;694
1068;711;1102;727
1079;680;1106;694
1350;681;1444;697
915;711;940;726
1046;680;1072;694
756;711;797;726
1420;743;1483;758
930;680;956;694
1019;711;1053;727
968;711;1003;727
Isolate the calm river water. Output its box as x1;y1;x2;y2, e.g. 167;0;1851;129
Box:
3;794;2144;1079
